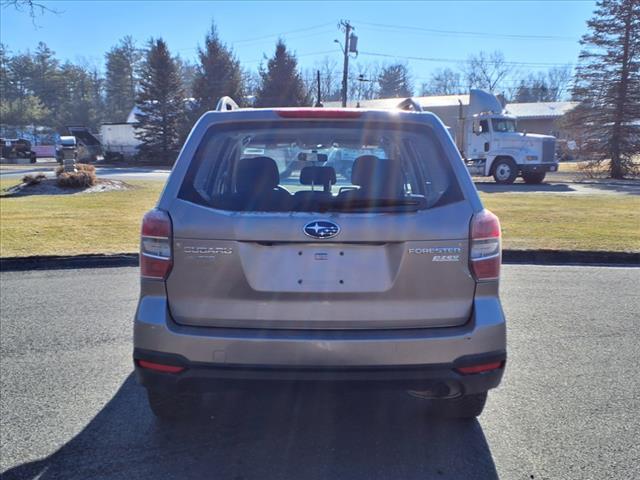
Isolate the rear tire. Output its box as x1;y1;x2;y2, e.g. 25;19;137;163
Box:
147;389;200;421
492;158;518;184
429;392;487;419
522;171;546;184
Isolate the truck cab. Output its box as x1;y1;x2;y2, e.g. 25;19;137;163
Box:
460;91;558;184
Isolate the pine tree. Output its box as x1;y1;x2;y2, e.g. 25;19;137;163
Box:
135;38;186;165
567;0;639;178
105;37;140;123
254;40;309;107
30;42;62;123
58;62;103;129
377;64;413;98
192;23;245;113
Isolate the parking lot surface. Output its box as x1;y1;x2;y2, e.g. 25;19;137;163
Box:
1;265;639;479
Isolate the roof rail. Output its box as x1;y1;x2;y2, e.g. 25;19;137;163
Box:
215;96;239;112
396;98;423;112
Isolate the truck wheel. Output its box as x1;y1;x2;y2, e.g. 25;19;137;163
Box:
522;172;546;184
492;158;518;184
429;392;487;419
147;389;200;421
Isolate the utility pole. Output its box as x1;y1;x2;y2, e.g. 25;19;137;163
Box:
339;20;352;107
315;70;322;107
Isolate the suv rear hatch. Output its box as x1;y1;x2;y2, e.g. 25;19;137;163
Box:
164;115;476;329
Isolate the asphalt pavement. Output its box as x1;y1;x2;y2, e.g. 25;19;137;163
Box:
1;265;639;479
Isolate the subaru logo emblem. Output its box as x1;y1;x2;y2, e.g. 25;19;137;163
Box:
303;220;340;239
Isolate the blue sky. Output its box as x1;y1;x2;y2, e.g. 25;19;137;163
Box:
1;0;596;88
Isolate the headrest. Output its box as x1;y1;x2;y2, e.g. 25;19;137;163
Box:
300;166;337;187
236;156;280;194
351;155;404;195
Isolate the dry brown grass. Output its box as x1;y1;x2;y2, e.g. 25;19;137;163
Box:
21;173;47;186
54;163;96;175
55;163;97;188
559;159;640;178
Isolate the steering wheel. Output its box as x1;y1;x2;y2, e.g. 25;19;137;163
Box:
275;185;291;194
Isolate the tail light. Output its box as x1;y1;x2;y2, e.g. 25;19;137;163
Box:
455;361;504;375
470;209;501;281
140;209;172;280
137;360;184;374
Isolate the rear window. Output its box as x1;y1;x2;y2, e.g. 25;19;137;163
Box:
179;121;462;213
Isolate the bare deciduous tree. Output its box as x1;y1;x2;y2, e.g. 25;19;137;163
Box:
462;51;511;92
421;68;464;96
1;0;59;24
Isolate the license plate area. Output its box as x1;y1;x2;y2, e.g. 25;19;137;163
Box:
238;243;396;293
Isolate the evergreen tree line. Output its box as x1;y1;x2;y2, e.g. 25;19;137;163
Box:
0;22;580;136
1;2;637;174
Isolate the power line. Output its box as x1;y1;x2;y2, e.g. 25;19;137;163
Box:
229;22;334;45
358;51;572;68
353;20;576;42
244;49;336;65
176;23;335;52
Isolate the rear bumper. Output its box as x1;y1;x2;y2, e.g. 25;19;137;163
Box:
520;162;558;173
133;295;506;395
135;348;505;396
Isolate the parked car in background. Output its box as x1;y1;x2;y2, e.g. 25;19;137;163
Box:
0;138;37;163
134;99;507;422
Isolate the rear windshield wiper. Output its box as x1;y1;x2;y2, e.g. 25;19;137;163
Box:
317;198;426;212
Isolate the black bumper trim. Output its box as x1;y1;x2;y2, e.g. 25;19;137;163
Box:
133;348;506;395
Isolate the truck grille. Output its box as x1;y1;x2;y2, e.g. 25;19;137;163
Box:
542;139;556;163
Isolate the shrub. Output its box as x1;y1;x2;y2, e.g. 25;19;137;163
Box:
76;163;96;173
22;173;47;186
55;162;96;177
56;170;97;189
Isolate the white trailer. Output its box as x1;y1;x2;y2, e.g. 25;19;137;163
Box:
99;123;141;161
353;90;559;184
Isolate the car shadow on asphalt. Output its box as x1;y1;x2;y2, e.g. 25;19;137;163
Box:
2;375;498;480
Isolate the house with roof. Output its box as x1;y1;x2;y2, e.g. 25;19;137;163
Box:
504;101;579;139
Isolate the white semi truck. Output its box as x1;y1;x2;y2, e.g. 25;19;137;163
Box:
353;90;558;184
433;89;557;184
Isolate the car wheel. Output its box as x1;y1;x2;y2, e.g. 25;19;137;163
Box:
522;172;546;184
428;392;487;419
492;158;518;184
146;389;200;421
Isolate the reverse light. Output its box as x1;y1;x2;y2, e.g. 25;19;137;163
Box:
140;209;172;280
455;361;504;375
469;209;501;281
276;109;362;119
138;360;184;374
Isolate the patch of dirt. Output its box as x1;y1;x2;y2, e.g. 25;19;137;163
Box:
2;178;135;197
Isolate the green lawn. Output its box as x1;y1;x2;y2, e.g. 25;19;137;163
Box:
479;193;640;252
1;178;638;257
1;180;163;257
